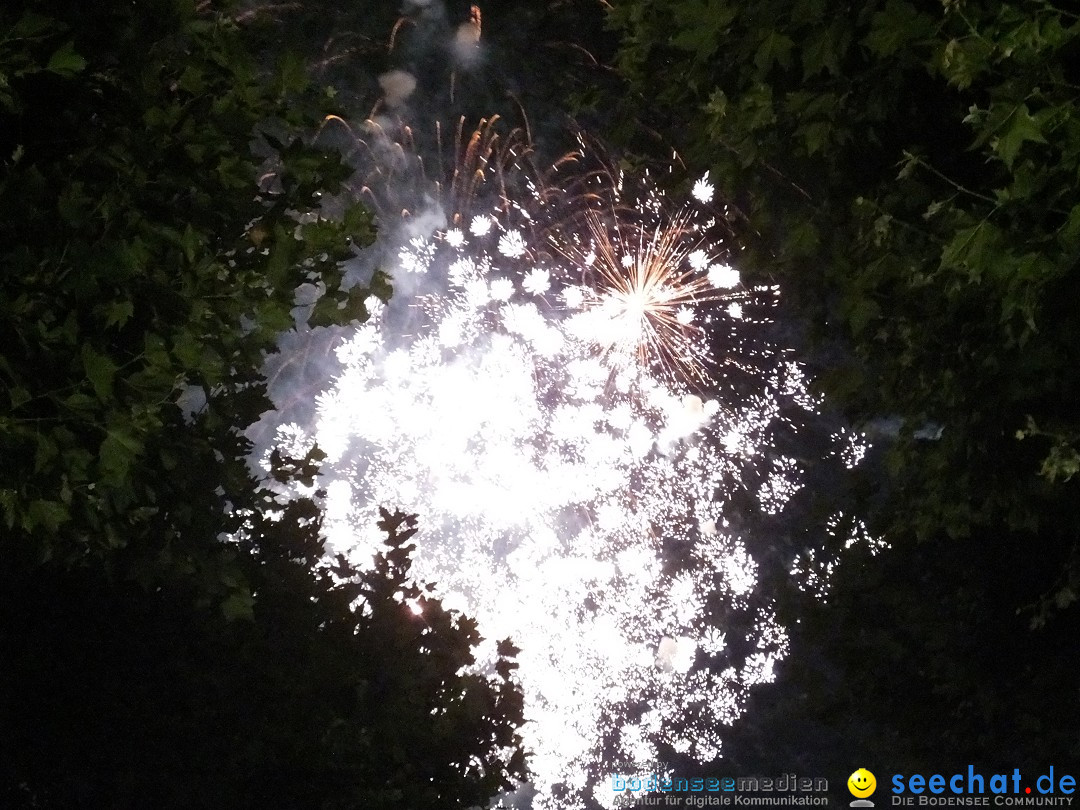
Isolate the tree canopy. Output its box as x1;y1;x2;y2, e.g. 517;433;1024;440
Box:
0;1;526;805
0;0;387;576
603;0;1080;776
2;503;526;808
606;0;1080;562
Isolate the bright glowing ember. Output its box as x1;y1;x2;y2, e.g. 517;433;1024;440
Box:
273;172;812;809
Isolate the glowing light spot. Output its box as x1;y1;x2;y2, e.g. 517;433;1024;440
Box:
562;285;586;309
692;172;715;204
688;249;709;271
470;215;492;236
498;229;527;258
523;267;551;296
708;263;740;289
490;277;515;301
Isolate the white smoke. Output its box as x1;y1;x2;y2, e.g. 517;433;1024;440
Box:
377;70;417;108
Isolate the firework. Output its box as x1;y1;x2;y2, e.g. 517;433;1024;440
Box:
316;114;541;231
552;202;732;385
263;145;818;809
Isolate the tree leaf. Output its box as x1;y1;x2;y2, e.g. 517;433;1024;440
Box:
940;221;1002;279
863;0;930;57
82;345;117;400
847;296;881;336
28;499;70;532
993;104;1047;169
1058;204;1080;250
103;300;134;330
10;386;31;409
802;19;848;77
100;427;142;482
221;590;255;622
801;121;830;156
670;0;736;61
755;31;794;73
11;11;58;41
46;41;87;76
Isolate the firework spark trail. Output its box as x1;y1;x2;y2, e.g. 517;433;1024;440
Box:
264;157;821;809
555;205;728;385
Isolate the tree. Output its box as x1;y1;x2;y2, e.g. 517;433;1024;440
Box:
1;491;527;809
602;0;1080;772
0;0;387;576
0;1;526;804
604;0;1080;585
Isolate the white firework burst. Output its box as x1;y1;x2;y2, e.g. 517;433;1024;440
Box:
692;172;715;204
297;173;810;809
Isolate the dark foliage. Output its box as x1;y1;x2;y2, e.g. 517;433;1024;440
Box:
605;0;1080;778
0;499;526;809
0;1;526;805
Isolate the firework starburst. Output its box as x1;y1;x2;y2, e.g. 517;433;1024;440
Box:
556;206;730;384
270;151;814;809
245;92;827;807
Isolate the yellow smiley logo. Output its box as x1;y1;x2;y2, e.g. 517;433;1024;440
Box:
848;768;877;798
